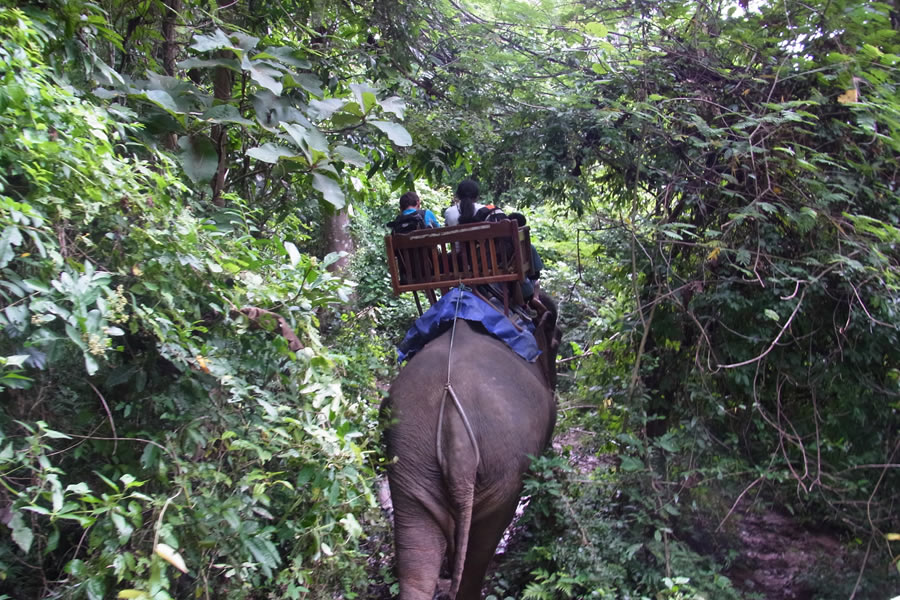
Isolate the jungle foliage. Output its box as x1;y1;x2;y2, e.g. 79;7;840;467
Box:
1;0;898;599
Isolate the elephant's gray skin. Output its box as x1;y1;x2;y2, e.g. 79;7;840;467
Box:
383;295;561;600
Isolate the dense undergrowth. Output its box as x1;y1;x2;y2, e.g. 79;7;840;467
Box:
0;10;394;598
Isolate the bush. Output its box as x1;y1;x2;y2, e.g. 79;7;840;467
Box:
0;11;379;599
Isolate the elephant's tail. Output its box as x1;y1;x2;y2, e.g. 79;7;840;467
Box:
437;385;479;600
447;476;475;599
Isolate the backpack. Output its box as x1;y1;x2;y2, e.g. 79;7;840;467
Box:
474;205;507;223
387;210;427;235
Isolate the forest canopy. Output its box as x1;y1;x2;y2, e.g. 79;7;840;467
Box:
0;0;897;599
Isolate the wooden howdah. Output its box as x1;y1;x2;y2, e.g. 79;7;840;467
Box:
385;220;533;307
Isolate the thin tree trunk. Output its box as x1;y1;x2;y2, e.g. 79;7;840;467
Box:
324;209;354;274
161;0;181;150
211;54;233;206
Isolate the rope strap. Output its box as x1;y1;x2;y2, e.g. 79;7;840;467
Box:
436;287;481;471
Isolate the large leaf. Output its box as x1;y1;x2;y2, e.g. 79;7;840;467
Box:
229;31;260;52
246;143;298;163
378;95;406;118
140;90;180;114
189;29;233;53
251;91;311;130
177;57;241;72
369;120;413;147
312;173;345;209
242;55;283;96
177;136;219;184
308;98;345;120
287;72;323;98
257;46;311;69
201;104;253;126
281;122;328;152
334;145;368;167
350;83;378;114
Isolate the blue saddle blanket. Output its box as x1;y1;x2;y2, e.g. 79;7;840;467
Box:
397;288;540;363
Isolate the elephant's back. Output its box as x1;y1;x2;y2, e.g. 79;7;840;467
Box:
387;320;554;474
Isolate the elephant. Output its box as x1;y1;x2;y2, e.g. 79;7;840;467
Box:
383;293;561;600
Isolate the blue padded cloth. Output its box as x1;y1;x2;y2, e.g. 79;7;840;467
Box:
397;288;541;364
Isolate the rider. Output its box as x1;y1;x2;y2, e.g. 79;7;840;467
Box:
455;179;486;225
399;191;440;228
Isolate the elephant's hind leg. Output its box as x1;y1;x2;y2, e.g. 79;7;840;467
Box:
391;492;448;600
454;500;519;600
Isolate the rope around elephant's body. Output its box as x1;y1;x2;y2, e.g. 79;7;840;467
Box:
436;287;481;471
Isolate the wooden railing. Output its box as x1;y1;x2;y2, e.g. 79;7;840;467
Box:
385;220;533;309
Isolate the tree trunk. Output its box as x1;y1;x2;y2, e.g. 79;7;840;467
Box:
161;0;181;150
211;54;233;206
323;209;354;274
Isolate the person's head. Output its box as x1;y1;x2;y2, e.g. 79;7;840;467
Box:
456;179;480;221
509;212;527;228
399;191;420;211
456;179;479;202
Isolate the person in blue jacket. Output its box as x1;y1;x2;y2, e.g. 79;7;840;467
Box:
399;191;440;228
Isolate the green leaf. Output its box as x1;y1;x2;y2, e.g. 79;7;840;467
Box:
764;309;780;322
0;225;23;268
176;57;241;72
177;136;219;185
378;96;406;118
309;98;345;120
86;576;106;600
23;279;50;293
9;511;34;553
350;83;378;114
242;55;283;96
619;455;645;472
201;104;253;126
43;428;71;439
141;90;180;114
246;143;298;163
284;241;301;268
369;121;412;147
312;173;346;209
5;354;30;368
111;511;134;542
189;30;233;53
229;31;260;51
340;513;363;538
584;22;609;37
289;73;323;98
243;537;280;578
655;434;679;453
256;46;311;69
84;353;99;376
46;527;59;554
281;122;329;156
334;145;368;167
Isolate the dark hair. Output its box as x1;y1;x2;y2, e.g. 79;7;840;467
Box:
509;212;527;227
456;179;480;223
399;191;419;211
